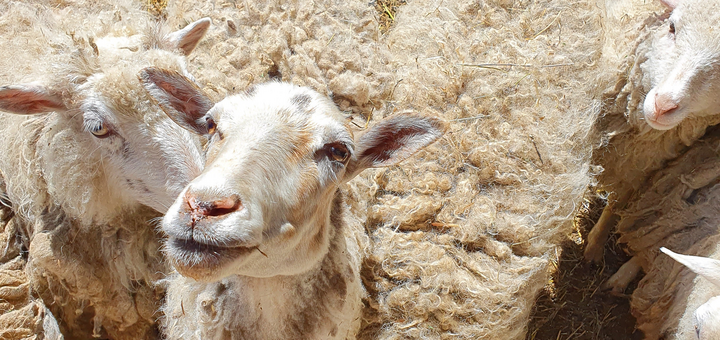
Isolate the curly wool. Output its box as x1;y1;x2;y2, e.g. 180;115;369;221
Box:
0;1;205;339
164;0;603;337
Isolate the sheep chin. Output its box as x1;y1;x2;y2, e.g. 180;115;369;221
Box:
167;237;254;282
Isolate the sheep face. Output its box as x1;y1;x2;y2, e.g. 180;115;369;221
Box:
73;52;205;215
641;0;720;130
0;19;210;221
141;69;444;281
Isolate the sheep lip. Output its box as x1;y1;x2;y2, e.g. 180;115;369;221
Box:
167;238;254;272
646;116;678;130
170;237;254;253
646;108;683;130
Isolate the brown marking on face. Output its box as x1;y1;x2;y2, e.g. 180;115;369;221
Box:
304;190;343;260
286;167;322;236
295;165;321;203
282;124;314;167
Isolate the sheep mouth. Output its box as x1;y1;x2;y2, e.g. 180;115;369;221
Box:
645;107;686;130
646;115;680;130
166;237;254;274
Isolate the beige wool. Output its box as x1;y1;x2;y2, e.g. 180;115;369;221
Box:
164;0;604;338
0;195;62;340
0;1;209;339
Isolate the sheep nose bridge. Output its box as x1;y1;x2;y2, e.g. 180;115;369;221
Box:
659;56;703;94
185;192;242;217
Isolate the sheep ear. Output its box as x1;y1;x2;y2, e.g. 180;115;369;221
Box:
139;67;214;135
659;0;680;9
166;18;211;56
344;114;445;180
0;85;66;114
660;247;720;288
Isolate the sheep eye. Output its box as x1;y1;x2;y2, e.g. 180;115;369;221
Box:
90;123;111;138
669;22;676;35
327;143;349;163
206;116;216;135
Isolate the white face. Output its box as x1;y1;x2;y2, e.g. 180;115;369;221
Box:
641;0;720;130
0;19;210;221
143;67;443;282
77;56;204;214
142;70;444;282
162;83;354;280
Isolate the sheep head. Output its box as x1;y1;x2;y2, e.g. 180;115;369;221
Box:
141;68;444;281
641;0;720;130
0;18;211;222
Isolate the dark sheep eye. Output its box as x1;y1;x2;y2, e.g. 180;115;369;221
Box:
327;143;349;163
90;123;111;138
206;116;216;134
669;22;676;35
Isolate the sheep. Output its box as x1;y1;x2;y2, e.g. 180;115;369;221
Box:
163;0;605;337
0;2;210;338
584;0;720;271
139;67;444;339
596;128;720;339
660;247;720;340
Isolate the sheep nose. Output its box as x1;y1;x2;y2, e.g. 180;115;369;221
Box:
185;193;242;217
654;93;679;117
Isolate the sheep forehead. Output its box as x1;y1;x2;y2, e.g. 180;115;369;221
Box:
673;1;720;49
81;49;190;125
94;34;144;64
213;83;352;151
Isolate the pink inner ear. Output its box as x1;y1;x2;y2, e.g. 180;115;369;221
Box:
359;125;427;165
0;87;65;114
143;69;212;119
660;0;680;9
155;78;202;115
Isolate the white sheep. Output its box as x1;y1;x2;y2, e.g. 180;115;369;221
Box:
585;0;720;271
597;130;720;339
139;67;444;339
660;247;720;340
163;0;609;337
0;2;209;338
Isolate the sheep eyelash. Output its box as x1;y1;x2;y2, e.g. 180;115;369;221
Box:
82;117;113;137
83;117;101;131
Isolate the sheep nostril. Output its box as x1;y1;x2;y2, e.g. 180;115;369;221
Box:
186;194;242;217
206;196;242;216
